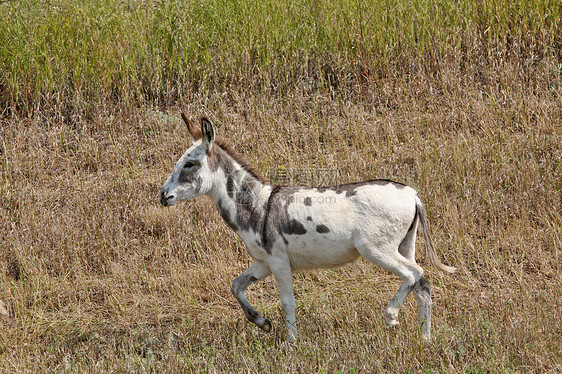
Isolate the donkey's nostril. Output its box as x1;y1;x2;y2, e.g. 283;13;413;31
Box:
160;189;174;206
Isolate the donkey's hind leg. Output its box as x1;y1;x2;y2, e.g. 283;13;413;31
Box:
398;217;418;263
232;261;272;332
379;256;423;328
397;220;433;340
413;276;432;340
357;243;431;338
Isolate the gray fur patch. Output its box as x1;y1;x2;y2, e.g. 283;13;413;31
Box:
232;273;262;323
216;167;265;234
415;276;432;296
207;140;268;183
262;186;308;253
287;219;307;235
226;174;235;199
233;173;264;232
178;166;200;184
372;179;408;189
216;198;238;231
408;203;418;232
316;179;407;197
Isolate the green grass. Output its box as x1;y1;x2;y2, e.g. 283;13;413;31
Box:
1;0;561;372
1;0;560;113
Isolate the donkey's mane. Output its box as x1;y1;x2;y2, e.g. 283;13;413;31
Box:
212;137;270;184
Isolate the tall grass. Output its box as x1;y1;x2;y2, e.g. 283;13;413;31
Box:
1;0;560;114
0;0;561;372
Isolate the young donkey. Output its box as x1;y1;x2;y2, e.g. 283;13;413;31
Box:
160;114;457;342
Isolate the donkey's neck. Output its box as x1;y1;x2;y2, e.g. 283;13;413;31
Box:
207;146;271;234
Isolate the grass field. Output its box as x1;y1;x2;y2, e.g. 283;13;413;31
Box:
1;0;561;372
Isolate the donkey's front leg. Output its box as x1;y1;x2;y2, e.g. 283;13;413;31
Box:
232;261;272;332
270;261;297;342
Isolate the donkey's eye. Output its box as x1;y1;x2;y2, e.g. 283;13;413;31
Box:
184;161;195;169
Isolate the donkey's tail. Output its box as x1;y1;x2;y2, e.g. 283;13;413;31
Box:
415;197;457;274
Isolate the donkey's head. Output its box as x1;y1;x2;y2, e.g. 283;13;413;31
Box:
160;115;216;206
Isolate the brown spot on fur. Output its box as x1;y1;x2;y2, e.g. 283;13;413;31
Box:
316;224;330;234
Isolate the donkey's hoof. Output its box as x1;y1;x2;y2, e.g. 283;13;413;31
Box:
386;320;400;327
260;319;272;332
385;308;399;327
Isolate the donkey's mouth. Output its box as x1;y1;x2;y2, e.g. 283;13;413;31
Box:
160;191;175;206
161;197;175;206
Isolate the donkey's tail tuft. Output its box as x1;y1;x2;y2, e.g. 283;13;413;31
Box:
416;197;457;274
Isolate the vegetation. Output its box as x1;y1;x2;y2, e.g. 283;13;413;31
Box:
1;0;561;372
2;0;560;113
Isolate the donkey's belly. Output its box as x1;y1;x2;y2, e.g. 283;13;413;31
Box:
285;236;360;270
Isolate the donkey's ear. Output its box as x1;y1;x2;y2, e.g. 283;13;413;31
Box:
200;117;215;152
181;112;202;140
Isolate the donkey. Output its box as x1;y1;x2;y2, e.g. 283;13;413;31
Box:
160;114;457;342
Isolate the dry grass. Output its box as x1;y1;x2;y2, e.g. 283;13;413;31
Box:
1;0;561;373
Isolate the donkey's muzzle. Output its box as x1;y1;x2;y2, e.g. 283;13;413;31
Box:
160;189;174;206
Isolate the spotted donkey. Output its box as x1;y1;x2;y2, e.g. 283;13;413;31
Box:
160;114;457;342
